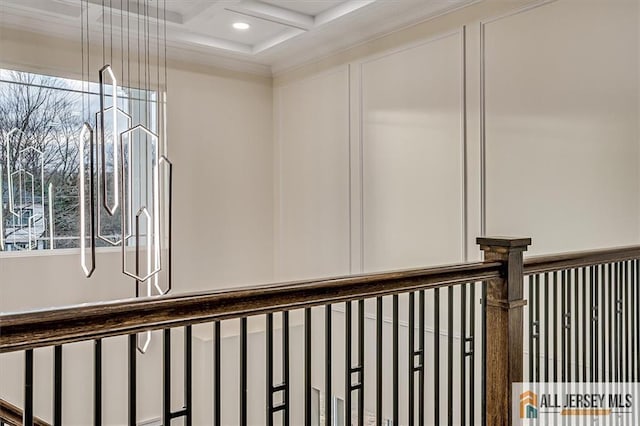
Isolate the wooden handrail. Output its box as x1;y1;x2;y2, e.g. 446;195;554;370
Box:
0;261;501;353
524;245;640;275
2;245;638;354
0;398;50;426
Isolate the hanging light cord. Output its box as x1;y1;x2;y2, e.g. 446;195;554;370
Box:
81;0;84;121
102;0;105;67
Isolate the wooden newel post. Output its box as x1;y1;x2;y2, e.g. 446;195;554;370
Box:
477;237;531;426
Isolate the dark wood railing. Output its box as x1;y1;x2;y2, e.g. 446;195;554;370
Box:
524;245;640;275
0;261;501;353
0;399;49;426
1;237;639;426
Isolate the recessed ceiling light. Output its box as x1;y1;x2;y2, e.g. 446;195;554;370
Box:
233;22;250;30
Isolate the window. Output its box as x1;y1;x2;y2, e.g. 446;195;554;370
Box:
0;69;156;251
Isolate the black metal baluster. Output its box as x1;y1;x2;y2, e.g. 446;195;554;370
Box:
599;266;603;385
595;265;600;382
615;263;620;382
54;345;62;426
346;301;352;424
305;308;311;426
419;290;426;426
609;263;614;382
283;312;290;426
624;261;630;382
553;272;558;382
529;274;533;382
185;326;193;426
620;261;629;382
435;288;440;425
266;313;274;426
240;318;247;426
574;268;579;382
566;270;573;382
94;339;102;426
160;328;192;424
627;260;638;382
636;259;640;381
325;305;332;426
591;267;597;382
590;285;597;426
481;283;486;426
544;273;549;383
561;270;567;382
214;321;221;426
128;334;136;426
535;274;540;382
358;300;364;426
619;261;624;383
628;261;632;383
582;267;587;382
163;329;171;426
620;262;625;385
447;286;453;426
24;349;33;426
376;297;382;426
409;292;415;426
568;269;573;382
460;284;467;426
601;265;606;383
635;259;639;381
468;284;476;426
393;294;399;426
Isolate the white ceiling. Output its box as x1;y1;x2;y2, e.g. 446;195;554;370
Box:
0;0;477;75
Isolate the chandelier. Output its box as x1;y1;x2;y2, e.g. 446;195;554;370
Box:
79;0;173;352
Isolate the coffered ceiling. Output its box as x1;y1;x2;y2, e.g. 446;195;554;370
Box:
0;0;477;75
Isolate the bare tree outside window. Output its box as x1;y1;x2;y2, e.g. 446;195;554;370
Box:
0;69;155;251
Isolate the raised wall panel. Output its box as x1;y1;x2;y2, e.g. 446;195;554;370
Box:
483;0;639;255
169;68;274;290
361;32;465;273
275;67;351;280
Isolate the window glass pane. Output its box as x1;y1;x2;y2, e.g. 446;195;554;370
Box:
0;69;156;252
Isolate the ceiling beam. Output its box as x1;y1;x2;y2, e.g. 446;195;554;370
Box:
225;0;314;31
170;30;253;55
252;27;305;54
315;0;378;26
181;0;234;25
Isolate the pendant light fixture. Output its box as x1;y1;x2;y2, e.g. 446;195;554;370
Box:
79;0;173;352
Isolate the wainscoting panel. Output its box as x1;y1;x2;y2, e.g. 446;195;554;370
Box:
274;66;352;281
482;0;639;255
360;31;466;273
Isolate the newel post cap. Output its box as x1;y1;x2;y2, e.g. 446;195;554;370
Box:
476;236;532;250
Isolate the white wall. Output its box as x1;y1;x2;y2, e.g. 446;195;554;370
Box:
359;32;466;272
274;67;351;281
168;66;273;291
482;0;639;255
274;0;640;276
